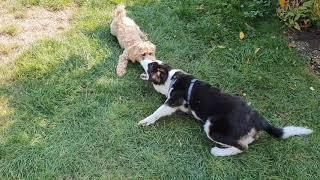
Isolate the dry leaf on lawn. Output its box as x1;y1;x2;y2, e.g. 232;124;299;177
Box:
288;42;297;48
255;48;261;54
239;31;245;40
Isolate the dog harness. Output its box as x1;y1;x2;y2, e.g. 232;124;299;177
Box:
187;79;204;123
167;77;198;109
187;79;198;105
168;77;202;122
167;76;177;97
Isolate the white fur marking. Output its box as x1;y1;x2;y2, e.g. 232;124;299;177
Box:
139;104;177;126
204;120;211;135
204;121;229;147
210;147;242;157
152;69;181;96
239;136;255;146
191;111;202;121
238;128;256;148
282;126;313;139
178;101;189;113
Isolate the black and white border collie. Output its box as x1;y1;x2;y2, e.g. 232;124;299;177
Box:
139;58;313;157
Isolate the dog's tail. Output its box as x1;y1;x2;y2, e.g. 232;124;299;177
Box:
114;5;126;18
261;118;313;139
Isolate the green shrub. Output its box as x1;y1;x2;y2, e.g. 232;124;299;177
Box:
314;0;320;18
277;0;319;30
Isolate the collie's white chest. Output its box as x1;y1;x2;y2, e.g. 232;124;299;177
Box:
153;84;167;96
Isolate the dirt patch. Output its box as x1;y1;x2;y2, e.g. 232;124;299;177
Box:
288;27;320;73
0;3;75;64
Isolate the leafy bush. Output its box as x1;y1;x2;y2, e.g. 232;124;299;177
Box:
314;0;320;18
277;0;319;30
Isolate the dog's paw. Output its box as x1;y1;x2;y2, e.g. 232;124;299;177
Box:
140;73;149;80
138;118;155;126
116;69;126;77
210;147;242;157
210;147;225;157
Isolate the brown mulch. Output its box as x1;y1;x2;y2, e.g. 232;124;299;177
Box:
288;27;320;73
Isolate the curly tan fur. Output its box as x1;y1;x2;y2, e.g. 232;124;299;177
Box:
110;5;156;76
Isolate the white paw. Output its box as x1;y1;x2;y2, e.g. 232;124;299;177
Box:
210;147;242;157
140;73;149;80
138;118;155;126
210;147;225;157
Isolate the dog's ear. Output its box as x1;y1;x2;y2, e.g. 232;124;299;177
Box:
148;41;156;52
150;64;169;84
127;46;140;62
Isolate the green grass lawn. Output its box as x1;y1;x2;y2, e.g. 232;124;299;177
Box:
0;0;319;179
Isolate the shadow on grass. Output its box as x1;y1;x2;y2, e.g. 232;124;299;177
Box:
0;3;178;176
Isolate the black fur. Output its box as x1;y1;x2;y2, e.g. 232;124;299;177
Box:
156;66;284;148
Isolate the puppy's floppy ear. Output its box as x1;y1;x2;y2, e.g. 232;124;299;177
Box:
150;64;169;84
127;45;139;62
147;41;156;52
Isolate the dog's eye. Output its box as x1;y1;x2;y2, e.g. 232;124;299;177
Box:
149;52;153;55
142;53;146;56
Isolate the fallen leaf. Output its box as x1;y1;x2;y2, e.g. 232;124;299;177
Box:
277;112;289;118
239;31;245;40
217;45;226;48
279;0;287;9
310;87;315;91
254;48;261;54
294;22;301;31
288;42;297;48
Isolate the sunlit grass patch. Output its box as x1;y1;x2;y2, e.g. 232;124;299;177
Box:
0;97;15;143
14;10;27;19
0;43;20;55
0;24;20;36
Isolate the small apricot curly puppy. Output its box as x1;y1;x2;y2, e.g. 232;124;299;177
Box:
110;5;156;76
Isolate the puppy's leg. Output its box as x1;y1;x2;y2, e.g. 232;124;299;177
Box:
139;104;177;126
116;50;129;76
110;20;117;36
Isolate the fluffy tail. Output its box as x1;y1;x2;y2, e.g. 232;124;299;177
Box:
114;5;126;18
262;119;313;139
281;126;313;139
